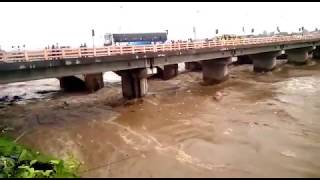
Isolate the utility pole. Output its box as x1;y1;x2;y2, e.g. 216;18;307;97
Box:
92;29;95;48
193;26;196;41
193;10;199;41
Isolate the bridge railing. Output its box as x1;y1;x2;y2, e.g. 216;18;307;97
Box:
0;34;319;62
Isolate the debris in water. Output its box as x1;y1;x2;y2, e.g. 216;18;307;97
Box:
63;101;69;106
281;150;296;158
223;128;233;135
213;91;223;101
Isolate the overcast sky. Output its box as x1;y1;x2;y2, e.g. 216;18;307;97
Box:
0;2;319;50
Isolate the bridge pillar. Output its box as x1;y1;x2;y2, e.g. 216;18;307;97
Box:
117;68;156;99
59;73;104;92
286;47;313;65
59;76;87;92
312;46;320;59
83;73;104;92
201;57;232;85
185;62;202;71
248;51;281;72
236;55;253;64
157;64;178;80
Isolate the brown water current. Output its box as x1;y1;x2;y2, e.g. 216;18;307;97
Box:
1;60;320;177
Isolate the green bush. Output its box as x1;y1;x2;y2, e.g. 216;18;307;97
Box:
0;136;80;178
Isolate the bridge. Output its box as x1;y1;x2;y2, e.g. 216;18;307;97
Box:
1;34;320;99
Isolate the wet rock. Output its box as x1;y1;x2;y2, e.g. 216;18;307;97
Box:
13;95;23;101
0;95;9;102
63;101;69;106
36;90;58;94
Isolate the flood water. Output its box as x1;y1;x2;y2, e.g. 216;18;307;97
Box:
1;60;320;177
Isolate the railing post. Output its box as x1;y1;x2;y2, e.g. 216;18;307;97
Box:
178;43;181;51
162;44;165;52
44;49;48;60
24;51;29;61
132;46;135;54
120;46;123;54
108;47;111;55
62;49;66;58
144;46;146;53
2;52;6;61
186;42;189;49
153;45;157;52
78;48;81;57
93;48;96;57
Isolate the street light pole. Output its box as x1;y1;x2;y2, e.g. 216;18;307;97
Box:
92;29;95;48
193;10;199;41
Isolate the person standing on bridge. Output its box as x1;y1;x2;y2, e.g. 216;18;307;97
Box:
83;43;88;58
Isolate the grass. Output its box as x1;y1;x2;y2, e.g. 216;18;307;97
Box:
0;136;80;178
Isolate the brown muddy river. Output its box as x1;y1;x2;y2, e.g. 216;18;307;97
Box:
1;60;320;177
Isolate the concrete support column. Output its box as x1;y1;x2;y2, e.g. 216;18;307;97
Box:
286;47;313;65
201;57;232;85
185;62;202;71
312;46;320;59
59;76;87;92
276;50;288;60
157;64;178;80
117;68;156;99
59;73;104;92
236;55;253;64
248;51;281;72
83;72;104;92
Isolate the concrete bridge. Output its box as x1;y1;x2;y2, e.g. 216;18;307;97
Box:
1;34;320;99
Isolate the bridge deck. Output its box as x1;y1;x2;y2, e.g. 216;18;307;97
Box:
1;34;320;62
